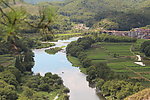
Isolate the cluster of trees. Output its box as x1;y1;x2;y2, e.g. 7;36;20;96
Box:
0;80;18;100
98;80;143;100
66;36;143;99
66;37;94;57
24;72;64;92
86;63;128;83
0;1;69;100
94;34;137;43
141;40;150;57
15;51;34;72
86;63;143;99
0;65;21;99
94;19;119;30
20;72;69;100
66;37;94;67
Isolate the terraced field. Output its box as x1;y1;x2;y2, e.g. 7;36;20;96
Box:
86;42;150;87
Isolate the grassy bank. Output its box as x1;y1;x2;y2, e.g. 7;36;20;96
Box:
67;55;87;74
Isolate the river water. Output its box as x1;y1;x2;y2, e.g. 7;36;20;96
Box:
32;37;100;100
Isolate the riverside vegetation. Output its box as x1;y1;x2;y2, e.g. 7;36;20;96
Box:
0;0;150;100
66;34;150;99
45;47;64;54
0;0;70;100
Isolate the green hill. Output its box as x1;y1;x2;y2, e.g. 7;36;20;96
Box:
56;0;150;30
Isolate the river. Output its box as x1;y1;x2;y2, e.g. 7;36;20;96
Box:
32;37;101;100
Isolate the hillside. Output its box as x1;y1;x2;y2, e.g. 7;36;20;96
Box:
125;88;150;100
56;0;150;30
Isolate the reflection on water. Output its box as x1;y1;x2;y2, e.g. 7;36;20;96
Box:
32;37;100;100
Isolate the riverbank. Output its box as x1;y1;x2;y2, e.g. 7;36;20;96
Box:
33;37;100;100
66;35;149;99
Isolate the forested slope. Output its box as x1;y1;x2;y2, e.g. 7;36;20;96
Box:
56;0;150;30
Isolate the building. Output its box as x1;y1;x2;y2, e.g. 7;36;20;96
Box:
102;28;150;39
73;24;89;30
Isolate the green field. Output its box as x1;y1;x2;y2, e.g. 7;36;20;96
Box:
85;42;150;87
86;42;134;64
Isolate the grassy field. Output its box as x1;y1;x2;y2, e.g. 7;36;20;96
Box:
85;42;150;87
87;42;134;64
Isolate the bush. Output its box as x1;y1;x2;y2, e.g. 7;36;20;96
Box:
141;40;150;57
0;80;18;100
40;34;54;41
63;87;70;93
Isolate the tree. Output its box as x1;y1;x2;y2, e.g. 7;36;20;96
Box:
101;80;143;99
95;19;119;30
15;55;25;72
38;83;49;92
23;51;34;71
141;40;150;57
95;78;105;90
0;71;18;86
0;0;27;42
6;66;21;82
0;80;18;100
22;87;34;99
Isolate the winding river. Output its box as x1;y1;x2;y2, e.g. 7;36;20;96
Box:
32;37;101;100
